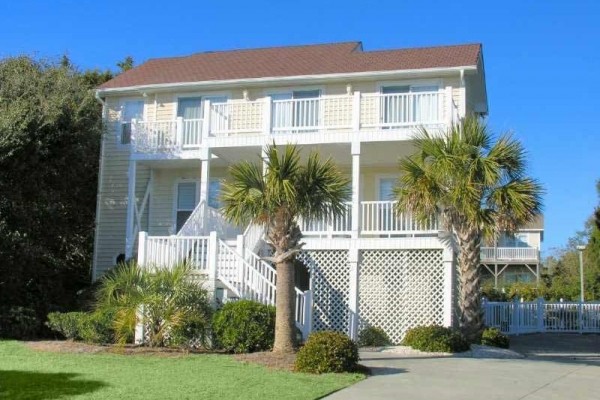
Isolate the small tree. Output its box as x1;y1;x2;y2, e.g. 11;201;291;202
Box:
221;144;350;353
394;117;543;340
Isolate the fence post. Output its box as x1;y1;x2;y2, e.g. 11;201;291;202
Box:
578;301;584;334
537;297;545;333
512;297;520;335
236;234;245;294
208;231;218;303
137;231;148;267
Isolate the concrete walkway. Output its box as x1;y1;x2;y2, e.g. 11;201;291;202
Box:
327;334;600;400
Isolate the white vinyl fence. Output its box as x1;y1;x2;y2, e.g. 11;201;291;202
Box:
483;298;600;334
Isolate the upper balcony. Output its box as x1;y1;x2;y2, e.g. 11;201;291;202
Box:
480;247;540;263
125;89;459;157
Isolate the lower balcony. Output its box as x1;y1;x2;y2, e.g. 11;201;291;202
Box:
480;247;540;263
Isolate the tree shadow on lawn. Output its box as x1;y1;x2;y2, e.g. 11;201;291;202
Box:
0;370;107;399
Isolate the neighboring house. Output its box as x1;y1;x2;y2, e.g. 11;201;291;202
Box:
93;41;490;343
480;215;544;288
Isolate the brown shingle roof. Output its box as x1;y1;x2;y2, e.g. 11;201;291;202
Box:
99;42;481;90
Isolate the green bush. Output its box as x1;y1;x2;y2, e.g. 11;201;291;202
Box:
480;327;509;349
0;306;40;339
46;310;115;344
401;325;470;353
357;326;391;347
295;331;359;374
212;300;275;353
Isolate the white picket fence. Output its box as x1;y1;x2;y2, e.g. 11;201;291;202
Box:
483;298;600;334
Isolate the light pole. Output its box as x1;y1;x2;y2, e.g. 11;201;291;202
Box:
576;245;586;302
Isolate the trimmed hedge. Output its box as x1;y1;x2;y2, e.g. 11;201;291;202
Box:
46;309;115;344
480;327;509;349
357;326;391;347
401;325;470;353
212;300;275;353
295;331;359;374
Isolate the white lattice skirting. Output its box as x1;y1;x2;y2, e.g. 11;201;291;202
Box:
299;248;445;344
298;250;350;333
359;249;445;343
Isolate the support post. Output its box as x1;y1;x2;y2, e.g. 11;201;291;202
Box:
236;233;245;288
263;97;272;135
125;160;137;259
176;116;184;149
352;91;361;131
208;231;219;303
202;100;211;139
137;231;148;267
351;142;360;240
199;151;210;205
445;86;454;125
442;247;454;327
348;244;360;340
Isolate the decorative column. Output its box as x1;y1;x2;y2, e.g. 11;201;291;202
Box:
125;160;137;259
351;141;360;240
348;244;360;340
442;246;454;327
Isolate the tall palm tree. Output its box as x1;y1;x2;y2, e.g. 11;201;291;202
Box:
221;144;350;353
394;117;543;341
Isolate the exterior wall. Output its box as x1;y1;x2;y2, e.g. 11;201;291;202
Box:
93;98;150;278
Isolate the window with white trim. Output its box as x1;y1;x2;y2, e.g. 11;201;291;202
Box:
120;100;144;144
176;182;197;232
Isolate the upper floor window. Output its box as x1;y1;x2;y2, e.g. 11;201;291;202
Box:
271;90;320;132
120;100;144;145
499;233;531;248
380;85;439;126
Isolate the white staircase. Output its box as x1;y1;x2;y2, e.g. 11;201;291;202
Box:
137;202;313;338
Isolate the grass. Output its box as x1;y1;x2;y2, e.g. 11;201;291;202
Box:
0;341;363;400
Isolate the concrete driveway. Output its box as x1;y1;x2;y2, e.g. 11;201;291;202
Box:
326;334;600;400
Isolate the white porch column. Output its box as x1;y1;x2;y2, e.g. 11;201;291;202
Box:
199;148;211;205
348;243;360;340
351;141;360;239
442;246;454;327
125;160;137;259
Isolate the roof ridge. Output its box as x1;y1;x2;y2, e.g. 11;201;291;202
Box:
145;41;362;63
358;42;482;55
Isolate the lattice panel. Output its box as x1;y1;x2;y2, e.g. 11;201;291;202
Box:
359;249;444;343
298;250;350;334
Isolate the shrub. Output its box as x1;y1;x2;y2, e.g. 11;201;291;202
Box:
401;325;470;353
295;331;359;374
212;300;275;353
47;312;87;340
357;326;391;347
0;306;40;339
96;262;212;347
46;309;116;344
480;327;509;349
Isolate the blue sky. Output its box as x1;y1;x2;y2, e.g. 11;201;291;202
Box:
1;0;598;253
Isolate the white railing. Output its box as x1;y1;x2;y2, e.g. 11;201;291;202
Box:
210;100;264;136
360;201;439;235
242;223;265;253
271;95;353;133
483;298;600;334
361;91;444;128
299;203;352;237
130;118;202;153
481;247;539;262
142;235;210;272
242;249;277;306
178;200;240;239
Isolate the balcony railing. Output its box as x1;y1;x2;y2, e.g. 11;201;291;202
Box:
481;247;539;262
124;90;457;153
299;202;353;237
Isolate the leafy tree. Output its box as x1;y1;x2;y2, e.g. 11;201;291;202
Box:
116;56;134;72
0;56;110;336
220;144;350;353
394;117;543;340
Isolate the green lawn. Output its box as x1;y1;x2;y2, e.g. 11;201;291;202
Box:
0;341;362;399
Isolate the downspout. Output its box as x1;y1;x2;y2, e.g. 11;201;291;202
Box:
91;91;107;281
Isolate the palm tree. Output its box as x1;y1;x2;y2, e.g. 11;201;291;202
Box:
221;144;350;353
394;117;543;341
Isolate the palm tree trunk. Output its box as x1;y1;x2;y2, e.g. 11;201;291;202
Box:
273;258;297;353
456;227;484;342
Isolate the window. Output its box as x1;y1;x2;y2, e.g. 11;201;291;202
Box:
271;90;320;131
120;100;144;144
378;177;396;201
208;178;221;209
499;233;530;248
176;182;197;232
380;85;439;126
